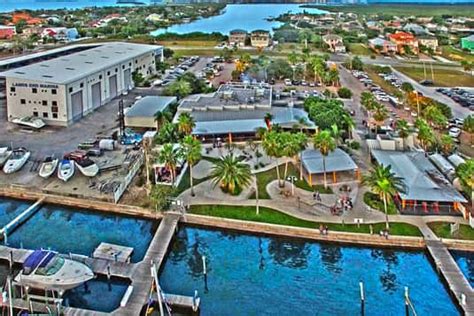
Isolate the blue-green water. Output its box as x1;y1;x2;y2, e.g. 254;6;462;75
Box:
6;203;158;263
152;4;327;36
160;227;458;315
0;197;32;228
452;250;474;288
0;0;120;12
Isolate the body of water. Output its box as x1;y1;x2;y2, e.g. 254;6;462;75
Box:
160;226;458;315
452;250;474;288
152;4;327;36
6;202;158;263
0;197;32;228
0;0;123;12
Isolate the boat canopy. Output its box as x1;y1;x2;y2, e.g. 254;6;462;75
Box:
23;250;55;275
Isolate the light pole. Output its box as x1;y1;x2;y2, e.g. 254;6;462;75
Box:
287;176;297;196
414;90;420;117
255;177;260;215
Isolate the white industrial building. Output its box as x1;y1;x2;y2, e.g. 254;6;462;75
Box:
0;42;163;126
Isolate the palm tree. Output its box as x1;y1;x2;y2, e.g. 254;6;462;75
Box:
396;119;410;150
415;119;435;151
313;130;336;188
363;165;406;230
210;154;252;195
264;112;273;130
439;134;454;155
372;103;389;135
424;105;447;129
169;79;192;99
180;136;202;196
456;159;474;210
177;112;195;136
288;51;299;80
463;115;474;144
311;56;326;86
154;111;165;131
327;68;339;87
330;124;342;146
282;132;307;181
158;143;180;184
262;130;284;187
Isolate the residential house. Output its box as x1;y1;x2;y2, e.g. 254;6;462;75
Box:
388;31;419;54
403;23;427;36
229;29;247;47
0;25;16;39
250;30;271;48
41;27;78;42
461;34;474;51
369;37;397;54
322;34;346;53
418;36;439;52
11;12;43;25
146;14;163;23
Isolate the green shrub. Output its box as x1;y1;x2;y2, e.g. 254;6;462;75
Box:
363;192;398;215
338;87;352;99
349;141;360;150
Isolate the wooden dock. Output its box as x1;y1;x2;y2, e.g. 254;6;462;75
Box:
426;239;474;315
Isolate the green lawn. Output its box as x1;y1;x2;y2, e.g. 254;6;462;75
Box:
304;4;474;17
394;66;474;87
428;222;474;241
189;204;421;236
173;167;211;197
441;45;474;63
252;163;332;199
364;65;401;96
348;43;371;56
364;192;399;215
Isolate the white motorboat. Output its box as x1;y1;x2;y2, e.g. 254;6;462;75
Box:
3;148;30;174
0;147;12;167
12;116;46;129
39;156;59;179
75;158;99;177
14;250;94;292
58;159;75;182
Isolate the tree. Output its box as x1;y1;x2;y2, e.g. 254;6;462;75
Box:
267;59;292;80
177;112;195;136
363;165;406;230
132;70;145;87
400;82;414;94
415;119;436;151
456;159;474;210
337;87;352;99
158;143;180;184
326;68;340;87
439;134;454;155
288;51;299;80
264;112;273;130
150;185;176;212
462;115;474;144
424;105;447;129
180;136;202;196
281;132;307;181
154;111;165;131
310;56;326;86
262;130;284;187
210;154;252;195
155;122;179;145
163;79;192;99
372;103;389;135
313;130;336;188
395;119;410;150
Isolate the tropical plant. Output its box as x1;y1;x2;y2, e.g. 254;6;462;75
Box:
310;56;326;86
415;119;436;151
313;130;336;188
264;112;273;130
438;134;455;155
395;119;410;150
424;105;447;129
158;143;180;184
154;111;165;131
456;159;474;210
155;122;179;145
462;115;474;144
363;165;406;229
262;130;285;187
210;154;252;195
337;87;352;99
177;112;195;136
163;79;192;99
372;103;389;135
326;68;340;87
180;136;202;196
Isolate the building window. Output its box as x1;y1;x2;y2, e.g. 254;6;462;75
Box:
52;101;57;106
20;99;26;104
115;68;118;73
52;113;58;119
122;65;125;69
33;111;38;117
99;75;102;80
107;71;110;76
52;89;57;95
129;62;131;66
32;88;37;94
43;112;48;118
80;83;84;88
10;87;15;93
69;87;73;93
52;106;58;113
42;100;47;106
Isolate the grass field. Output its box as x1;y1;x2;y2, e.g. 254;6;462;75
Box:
190;204;422;236
304;4;474;17
348;43;371;56
394;66;474;87
441;45;474;63
364;65;400;95
428;222;474;240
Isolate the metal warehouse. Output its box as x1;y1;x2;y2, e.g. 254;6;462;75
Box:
0;42;163;126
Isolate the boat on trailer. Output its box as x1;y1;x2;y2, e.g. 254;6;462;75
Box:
58;159;75;182
75;158;99;177
3;147;30;174
12;116;46;129
0;147;12;167
39;156;59;179
14;250;94;292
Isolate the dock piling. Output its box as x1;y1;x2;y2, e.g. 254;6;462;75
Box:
8;250;13;274
404;287;409;316
107;264;112;291
359;282;364;316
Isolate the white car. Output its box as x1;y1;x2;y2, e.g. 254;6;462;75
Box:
284;79;292;86
449;127;461;138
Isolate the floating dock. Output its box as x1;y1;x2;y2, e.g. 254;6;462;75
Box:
93;242;133;263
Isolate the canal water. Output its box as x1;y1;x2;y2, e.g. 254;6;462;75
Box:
160;226;459;316
152;4;327;36
0;197;32;228
6;203;158;263
0;0;120;12
451;250;474;288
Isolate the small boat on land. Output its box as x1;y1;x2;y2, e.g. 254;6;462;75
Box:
75;158;99;177
39;156;59;179
3;148;30;174
0;147;12;167
14;250;94;292
12;116;46;129
58;159;74;182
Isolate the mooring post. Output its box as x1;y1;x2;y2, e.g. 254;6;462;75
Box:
202;255;208;293
360;282;365;316
107;264;112;291
3;230;7;246
9;250;13;274
193;290;198;312
405;287;409;316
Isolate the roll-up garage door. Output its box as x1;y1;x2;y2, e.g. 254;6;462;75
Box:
124;69;131;90
109;75;117;99
71;91;83;121
91;82;101;109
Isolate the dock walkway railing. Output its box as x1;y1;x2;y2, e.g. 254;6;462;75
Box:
0;198;44;244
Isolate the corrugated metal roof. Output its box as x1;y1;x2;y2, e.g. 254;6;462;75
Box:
126;96;176;118
302;148;357;174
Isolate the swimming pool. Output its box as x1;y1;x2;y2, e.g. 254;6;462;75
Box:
451;250;474;288
0;197;32;227
7;203;158;263
160;226;458;315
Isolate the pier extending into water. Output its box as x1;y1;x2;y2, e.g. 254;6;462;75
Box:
0;212;198;315
0;198;44;245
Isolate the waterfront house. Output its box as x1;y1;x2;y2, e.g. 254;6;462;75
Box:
322;34;346;53
250;30;271;48
461;34;474;52
388;31;419;54
229;29;248;47
0;25;16;40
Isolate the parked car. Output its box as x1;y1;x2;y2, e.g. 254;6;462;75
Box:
449;127;461;138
